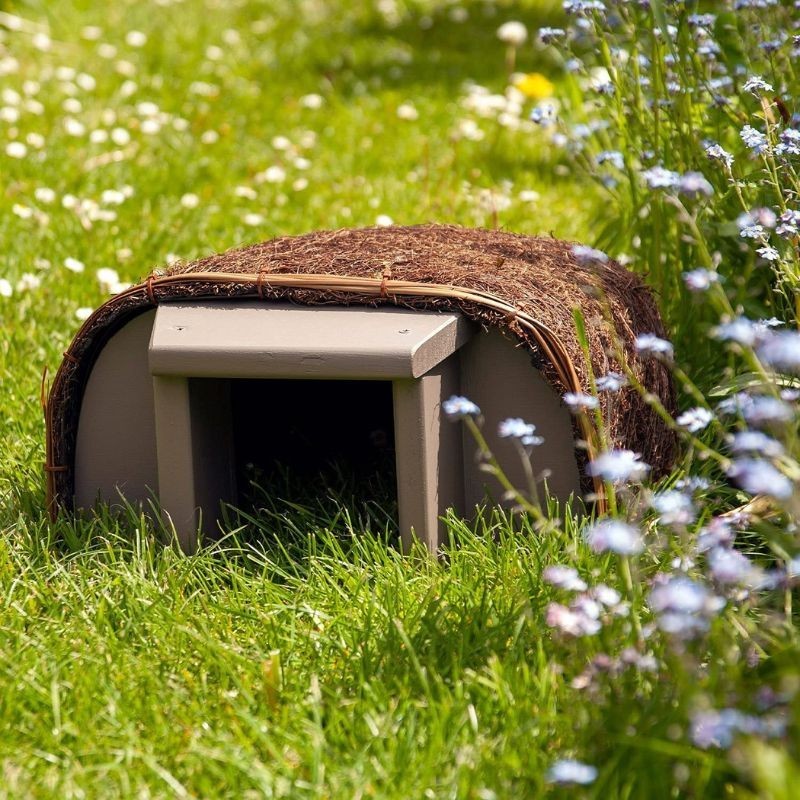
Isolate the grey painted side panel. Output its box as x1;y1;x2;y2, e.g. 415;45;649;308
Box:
459;330;581;511
74;310;158;509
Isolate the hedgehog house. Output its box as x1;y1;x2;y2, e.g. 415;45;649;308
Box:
46;225;675;552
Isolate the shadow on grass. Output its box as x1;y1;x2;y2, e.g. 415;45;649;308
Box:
218;460;401;563
301;0;566;97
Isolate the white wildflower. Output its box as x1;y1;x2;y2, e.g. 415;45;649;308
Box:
397;103;419;120
16;272;40;291
110;127;131;146
180;193;200;209
63;118;86;137
96;268;120;290
234;186;258;200
5;141;27;159
300;93;324;109
257;165;286;183
497;21;528;46
34;187;56;204
101;189;126;205
12;204;33;219
64;258;85;273
125;30;147;47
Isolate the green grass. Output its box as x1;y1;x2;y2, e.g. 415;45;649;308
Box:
0;505;719;798
1;0;786;797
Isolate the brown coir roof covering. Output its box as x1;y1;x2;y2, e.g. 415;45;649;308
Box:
45;224;676;514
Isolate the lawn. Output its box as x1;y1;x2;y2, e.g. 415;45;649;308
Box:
1;0;797;798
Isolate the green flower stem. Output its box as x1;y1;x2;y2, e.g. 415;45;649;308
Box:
463;416;550;529
619;555;643;643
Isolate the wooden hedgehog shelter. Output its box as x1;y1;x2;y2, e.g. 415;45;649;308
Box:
45;224;675;552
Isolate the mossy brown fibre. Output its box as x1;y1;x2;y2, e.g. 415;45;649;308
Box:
45;224;676;514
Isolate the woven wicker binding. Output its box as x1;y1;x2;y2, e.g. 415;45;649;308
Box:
45;224;676;516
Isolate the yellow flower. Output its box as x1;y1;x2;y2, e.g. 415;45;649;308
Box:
514;72;555;100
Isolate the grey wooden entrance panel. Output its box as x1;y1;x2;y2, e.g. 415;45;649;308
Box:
148;302;474;552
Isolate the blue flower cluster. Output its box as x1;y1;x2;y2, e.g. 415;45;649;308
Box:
450;0;800;783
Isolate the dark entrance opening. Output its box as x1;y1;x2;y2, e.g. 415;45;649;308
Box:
229;378;397;514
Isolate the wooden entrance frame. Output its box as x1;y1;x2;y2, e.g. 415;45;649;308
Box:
147;302;474;551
